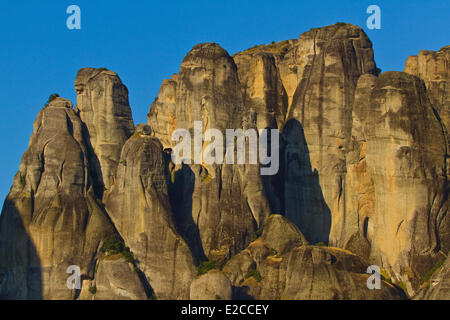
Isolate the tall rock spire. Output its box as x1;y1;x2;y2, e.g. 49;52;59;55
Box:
0;97;116;299
75;68;135;194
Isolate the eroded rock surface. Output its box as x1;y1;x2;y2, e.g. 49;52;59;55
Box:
415;253;450;300
0;23;448;300
0;98;116;299
75;68;135;193
104;127;196;299
148;43;272;260
79;256;148;300
405;46;449;132
190;270;232;300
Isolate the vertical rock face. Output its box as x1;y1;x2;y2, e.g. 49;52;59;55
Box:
0;23;448;300
0;98;115;299
75;68;135;193
148;43;271;260
79;257;148;300
404;46;449;132
227;24;449;297
362;72;448;294
338;74;378;260
284;24;379;245
104;125;196;299
148;43;244;146
415;253;450;300
233;52;288;130
404;46;450;185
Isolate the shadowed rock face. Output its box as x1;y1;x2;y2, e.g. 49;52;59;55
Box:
414;253;450;300
229;25;449;297
0;23;448;300
283;24;378;246
405;46;450;135
75;68;135;194
104;126;196;300
223;215;406;300
148;43;272;260
235;24;380;246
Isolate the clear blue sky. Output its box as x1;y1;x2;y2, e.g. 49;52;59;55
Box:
0;0;448;204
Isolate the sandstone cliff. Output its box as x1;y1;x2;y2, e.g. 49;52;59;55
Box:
0;23;448;300
0;98;116;299
75;68;135;195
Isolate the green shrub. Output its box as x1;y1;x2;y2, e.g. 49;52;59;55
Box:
96;198;105;208
215;295;222;300
101;236;126;254
101;236;136;263
197;260;217;276
88;286;97;295
19;173;26;187
44;93;60;107
269;248;278;256
423;256;446;283
251;226;264;241
398;282;407;293
380;268;392;284
202;174;212;183
280;43;289;55
245;269;262;282
314;242;327;247
121;249;135;264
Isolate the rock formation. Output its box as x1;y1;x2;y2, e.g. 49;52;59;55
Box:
0;23;448;300
404;46;449;133
75;68;135;194
148;43;272;261
103;124;196;299
0;98;116;299
223;215;405;300
190;270;233;300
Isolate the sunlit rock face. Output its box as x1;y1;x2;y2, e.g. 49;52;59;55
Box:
0;23;448;300
405;46;449;134
75;68;135;194
228;25;448;296
364;72;447;295
104;127;196;300
0;98;116;299
148;43;271;260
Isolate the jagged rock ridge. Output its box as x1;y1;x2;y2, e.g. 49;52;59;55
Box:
0;23;448;300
